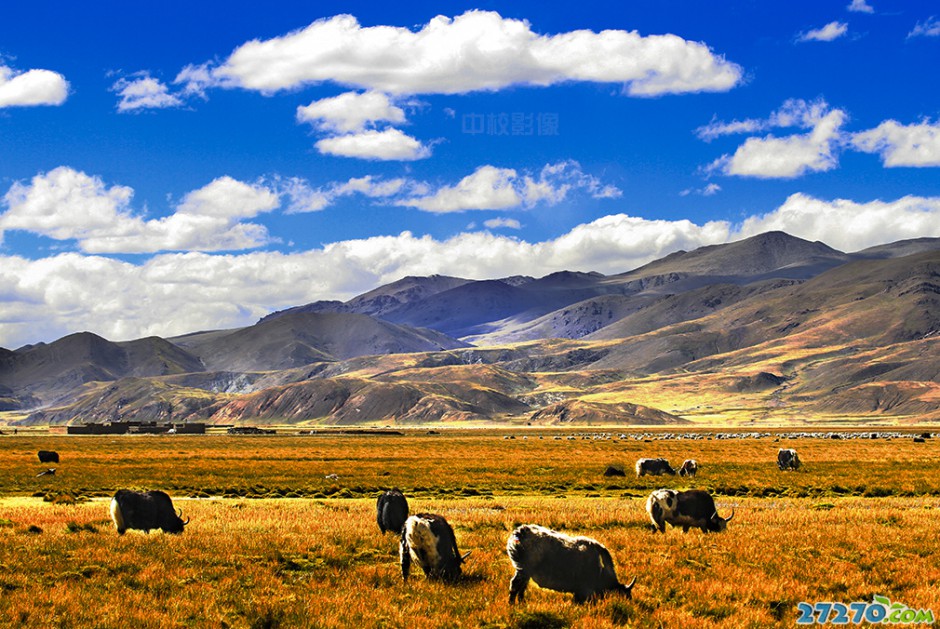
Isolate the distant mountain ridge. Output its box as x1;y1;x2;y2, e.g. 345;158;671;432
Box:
3;231;940;427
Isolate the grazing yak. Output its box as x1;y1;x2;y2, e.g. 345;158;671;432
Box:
635;458;676;477
377;488;409;534
110;490;189;535
777;448;801;470
678;459;698;478
37;450;59;464
507;524;636;604
400;513;469;582
646;489;734;534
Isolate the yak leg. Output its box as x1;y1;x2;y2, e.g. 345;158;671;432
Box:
509;571;529;604
399;538;411;582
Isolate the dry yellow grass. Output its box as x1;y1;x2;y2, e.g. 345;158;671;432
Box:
1;432;938;628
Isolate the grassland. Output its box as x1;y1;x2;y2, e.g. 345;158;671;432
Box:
1;431;939;628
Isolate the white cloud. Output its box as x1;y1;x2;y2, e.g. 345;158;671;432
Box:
401;166;521;213
681;183;722;197
696;117;765;142
696;98;832;141
314;128;431;160
908;16;940;38
484;217;522;230
0;167;136;240
174;62;216;97
0;216;731;347
296;91;406;133
847;0;874;13
704;101;848;178
111;74;183;112
0;168;280;253
737;193;940;251
180;11;741;97
0;64;69;108
332;175;407;198
400;161;621;213
4;192;938;348
278;177;331;214
798;21;849;42
175;176;279;220
851;119;940;167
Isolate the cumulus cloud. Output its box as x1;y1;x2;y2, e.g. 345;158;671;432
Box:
908;16;940;38
314;128;431;160
703;100;848;178
399;161;621;213
737;193;940;251
0;64;69;108
296;91;406;133
4;192;938;348
401;166;521;213
177;10;742;97
847;0;874;13
851;119;940;167
797;21;849;42
0;168;280;253
111;73;184;112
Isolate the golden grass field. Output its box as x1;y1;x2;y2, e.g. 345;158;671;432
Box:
1;431;939;628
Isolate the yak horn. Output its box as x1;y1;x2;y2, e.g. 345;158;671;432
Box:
177;508;183;517
624;575;637;590
183;516;191;526
461;551;472;561
725;508;735;522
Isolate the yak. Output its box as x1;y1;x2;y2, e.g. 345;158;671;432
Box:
110;489;189;535
377;488;409;534
400;513;469;582
646;488;734;534
678;459;698;478
38;450;59;464
507;524;635;604
777;448;801;470
635;458;676;477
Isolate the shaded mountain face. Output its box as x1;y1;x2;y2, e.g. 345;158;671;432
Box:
0;333;205;407
587;250;940;375
850;237;940;260
260;274;472;322
254;232;865;346
612;231;850;281
172;311;469;372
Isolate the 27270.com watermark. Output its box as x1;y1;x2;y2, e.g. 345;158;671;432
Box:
797;596;934;625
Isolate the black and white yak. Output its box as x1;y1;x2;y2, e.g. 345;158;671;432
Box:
777;448;801;470
399;513;469;582
507;524;636;604
109;489;189;535
678;459;698;477
635;458;676;477
377;488;409;534
646;488;734;534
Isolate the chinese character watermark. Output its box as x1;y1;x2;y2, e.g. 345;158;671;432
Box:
460;112;559;136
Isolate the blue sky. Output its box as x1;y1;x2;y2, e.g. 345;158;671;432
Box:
1;1;938;347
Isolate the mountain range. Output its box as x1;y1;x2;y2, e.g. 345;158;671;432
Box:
2;231;938;426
